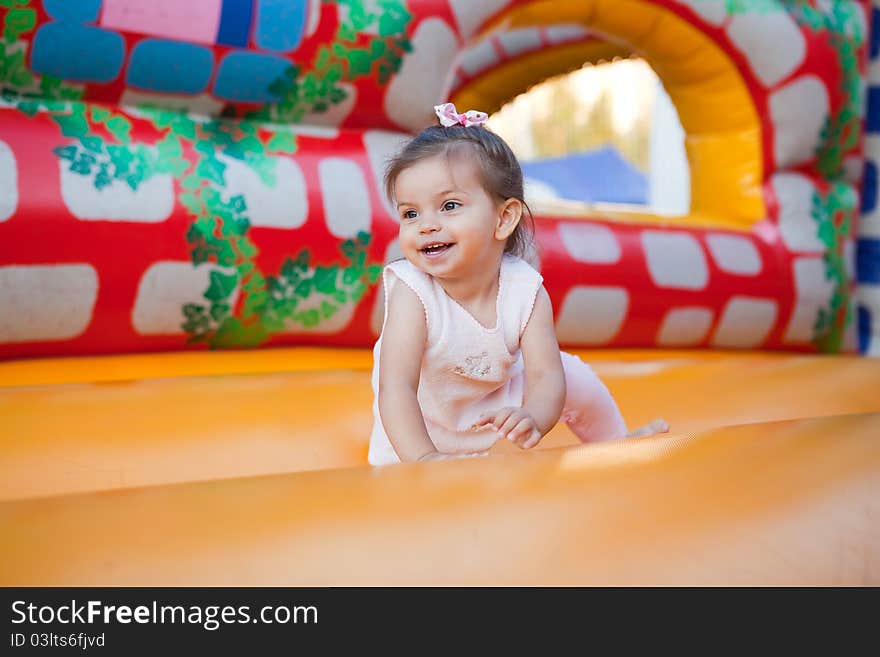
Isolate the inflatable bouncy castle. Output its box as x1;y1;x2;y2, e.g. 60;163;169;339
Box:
1;1;879;585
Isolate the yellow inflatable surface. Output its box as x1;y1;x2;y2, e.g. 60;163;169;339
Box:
2;349;879;585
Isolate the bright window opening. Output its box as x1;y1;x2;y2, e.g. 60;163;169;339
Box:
487;57;690;216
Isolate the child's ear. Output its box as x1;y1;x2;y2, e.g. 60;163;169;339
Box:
495;198;522;242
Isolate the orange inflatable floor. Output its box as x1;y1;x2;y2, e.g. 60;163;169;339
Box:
1;348;879;584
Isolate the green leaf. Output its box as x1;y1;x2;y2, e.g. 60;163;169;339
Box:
293;250;310;271
350;280;367;302
296;309;320;328
4;8;35;40
205;270;239;302
342;265;362;286
356;231;371;246
239;239;257;258
157;134;183;159
267;131;297;154
80;135;103;153
181;174;201;190
210;302;230;322
313;265;338;294
169;158;190;177
10;68;31;87
341;240;357;258
106;144;134;173
191;246;211;265
183;303;206;319
90;106;111;123
17;100;40;117
295;278;312;298
344;49;372;77
54;112;89;138
179;192;202;215
53;144;78;161
367;265;382;283
94;170;113;190
320;301;337;319
196;156;226;186
106;115;131;142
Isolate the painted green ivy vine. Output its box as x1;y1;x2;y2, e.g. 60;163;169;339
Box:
1;0;409;348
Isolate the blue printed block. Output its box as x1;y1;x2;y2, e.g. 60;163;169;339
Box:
861;160;877;215
44;0;103;23
217;0;254;48
127;40;214;94
872;8;880;60
214;52;292;102
255;0;308;53
857;238;880;284
867;87;880;133
31;24;124;83
858;304;872;354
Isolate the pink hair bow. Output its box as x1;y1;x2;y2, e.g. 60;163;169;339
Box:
434;102;488;127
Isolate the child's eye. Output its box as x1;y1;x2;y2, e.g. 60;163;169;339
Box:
401;209;418;221
442;201;460;211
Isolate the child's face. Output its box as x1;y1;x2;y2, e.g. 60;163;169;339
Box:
394;154;512;279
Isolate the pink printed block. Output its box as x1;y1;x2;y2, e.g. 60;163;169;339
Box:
101;0;222;45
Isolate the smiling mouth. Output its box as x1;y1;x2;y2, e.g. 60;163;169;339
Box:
420;243;453;256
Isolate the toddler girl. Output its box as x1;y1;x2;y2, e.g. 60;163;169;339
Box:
369;103;667;465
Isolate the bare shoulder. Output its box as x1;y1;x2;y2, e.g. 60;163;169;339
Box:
385;274;426;328
527;285;554;326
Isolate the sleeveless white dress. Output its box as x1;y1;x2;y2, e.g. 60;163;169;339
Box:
369;255;627;465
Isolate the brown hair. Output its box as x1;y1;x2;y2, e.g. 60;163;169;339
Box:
383;124;534;257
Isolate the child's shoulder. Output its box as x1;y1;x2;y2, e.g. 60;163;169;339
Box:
384;258;431;285
502;254;543;283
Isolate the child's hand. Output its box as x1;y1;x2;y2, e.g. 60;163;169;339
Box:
473;407;543;449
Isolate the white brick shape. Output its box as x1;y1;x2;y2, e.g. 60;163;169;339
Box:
546;24;589;44
705;233;762;276
642;231;708;290
319;157;371;239
771;173;824;252
727;12;806;87
857;284;880;355
555;286;629;345
0;140;17;221
656;307;714;346
558;222;621;264
448;0;511;40
783;256;834;345
498;29;542;57
132;261;239;335
458;37;500;77
711;296;778;348
384;18;459;133
120;90;225;117
60;163;174;222
672;0;728;26
0;264;97;343
363;129;411;220
219;154;307;229
770;75;830;168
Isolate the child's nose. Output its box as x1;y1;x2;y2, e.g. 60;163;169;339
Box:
419;214;441;233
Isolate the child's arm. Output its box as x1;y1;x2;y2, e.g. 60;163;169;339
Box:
377;281;440;462
474;286;565;449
